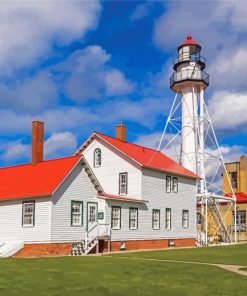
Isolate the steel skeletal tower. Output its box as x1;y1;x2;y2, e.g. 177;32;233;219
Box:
158;36;237;245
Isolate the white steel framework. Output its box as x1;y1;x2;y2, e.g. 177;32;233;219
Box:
158;89;237;245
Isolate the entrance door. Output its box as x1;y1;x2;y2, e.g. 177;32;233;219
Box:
87;203;98;231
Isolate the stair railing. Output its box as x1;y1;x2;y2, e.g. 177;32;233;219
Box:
85;223;99;251
208;198;230;241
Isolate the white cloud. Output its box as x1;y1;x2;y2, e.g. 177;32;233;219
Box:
97;96;166;128
135;132;182;163
104;69;134;96
45;132;77;158
130;3;150;21
0;131;77;163
209;45;247;90
1;140;29;162
153;1;226;57
216;1;247;33
152;1;247;77
17;71;58;112
0;106;100;136
208;91;247;131
0;110;32;135
135;132;163;150
0;0;101;74
0;71;58;113
0;94;167;138
59;45;134;102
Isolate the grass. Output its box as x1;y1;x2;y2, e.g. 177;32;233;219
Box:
0;244;246;296
111;243;247;266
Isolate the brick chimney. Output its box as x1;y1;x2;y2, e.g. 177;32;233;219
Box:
32;120;44;165
116;122;126;142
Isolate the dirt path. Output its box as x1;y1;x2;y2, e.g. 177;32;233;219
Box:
110;256;247;277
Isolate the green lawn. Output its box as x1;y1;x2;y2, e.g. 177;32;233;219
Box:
111;243;247;266
0;244;246;296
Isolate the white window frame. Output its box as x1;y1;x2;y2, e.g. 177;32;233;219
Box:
172;177;178;193
94;148;101;167
22;201;35;227
152;209;160;230
71;201;83;226
166;176;171;192
119;172;128;195
232;211;246;232
182;210;189;228
166;208;171;230
129;208;138;230
112;206;121;229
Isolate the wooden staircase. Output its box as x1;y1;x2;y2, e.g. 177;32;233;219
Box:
208;197;231;242
70;223;111;256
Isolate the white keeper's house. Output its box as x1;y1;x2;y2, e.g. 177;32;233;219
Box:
0;121;198;257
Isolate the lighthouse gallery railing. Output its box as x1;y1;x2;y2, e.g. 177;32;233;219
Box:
170;69;209;88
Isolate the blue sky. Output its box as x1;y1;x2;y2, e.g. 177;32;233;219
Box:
0;0;246;166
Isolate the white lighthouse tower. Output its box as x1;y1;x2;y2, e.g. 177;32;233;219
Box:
158;36;237;245
170;35;209;176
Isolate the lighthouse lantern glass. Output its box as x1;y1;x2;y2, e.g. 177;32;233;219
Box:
179;45;200;62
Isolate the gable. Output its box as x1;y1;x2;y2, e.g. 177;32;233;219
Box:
81;137;142;198
76;132;198;180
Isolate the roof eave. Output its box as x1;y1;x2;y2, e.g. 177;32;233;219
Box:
0;193;51;202
142;165;199;180
98;194;148;203
51;156;83;196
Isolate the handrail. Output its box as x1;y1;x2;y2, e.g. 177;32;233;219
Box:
170;69;209;88
173;55;206;66
87;222;98;234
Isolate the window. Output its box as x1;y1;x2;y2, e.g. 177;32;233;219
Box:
172;177;178;193
22;201;35;227
166;208;171;230
197;212;202;225
88;204;97;224
152;209;160;230
71;201;83;226
112;207;121;229
166;176;171;192
119;173;128;195
232;211;246;232
129;208;138;229
182;210;189;228
94;148;101;167
230;172;237;189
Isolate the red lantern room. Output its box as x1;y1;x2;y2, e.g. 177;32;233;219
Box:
170;35;209;93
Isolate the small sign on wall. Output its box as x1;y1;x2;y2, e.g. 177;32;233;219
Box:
98;212;104;220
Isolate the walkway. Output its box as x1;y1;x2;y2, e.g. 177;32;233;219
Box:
110;256;247;277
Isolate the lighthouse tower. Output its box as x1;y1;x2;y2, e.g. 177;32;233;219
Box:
170;35;209;175
158;36;237;245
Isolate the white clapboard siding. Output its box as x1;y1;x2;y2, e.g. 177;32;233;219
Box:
0;197;51;242
50;162;98;242
106;167;197;241
82;138;142;198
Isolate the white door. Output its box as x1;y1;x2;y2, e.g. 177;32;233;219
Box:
87;203;97;231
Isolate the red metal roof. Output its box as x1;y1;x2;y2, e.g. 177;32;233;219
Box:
94;133;198;179
179;35;200;48
225;192;247;204
0;155;81;201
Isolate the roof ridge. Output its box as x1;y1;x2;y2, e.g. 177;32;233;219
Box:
0;155;81;170
94;131;162;154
